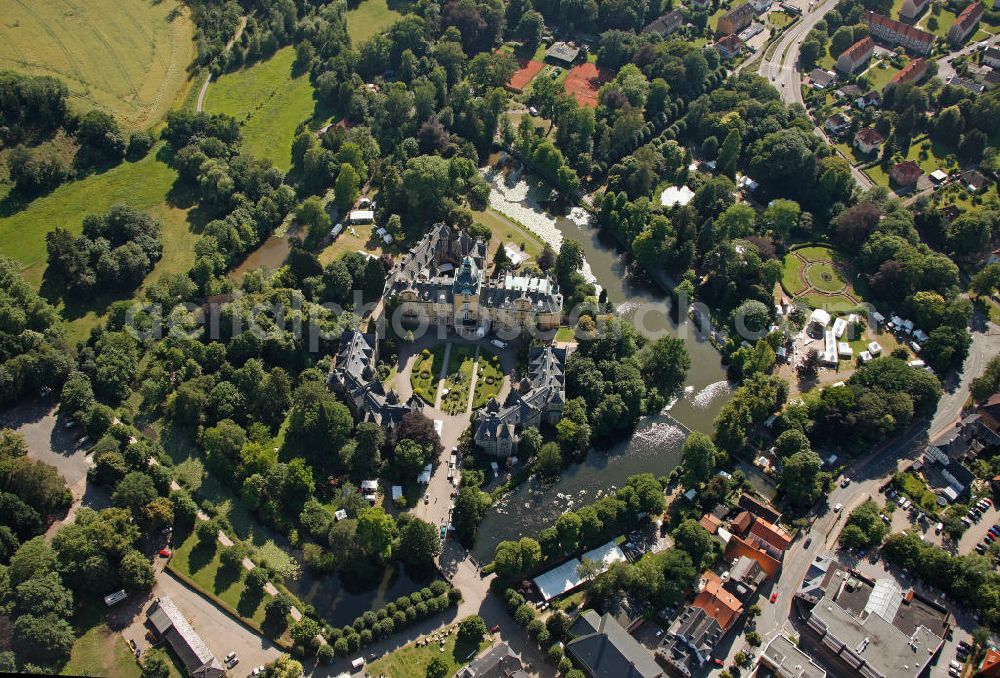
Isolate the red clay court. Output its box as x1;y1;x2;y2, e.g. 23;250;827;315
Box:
564;63;612;108
505;58;545;93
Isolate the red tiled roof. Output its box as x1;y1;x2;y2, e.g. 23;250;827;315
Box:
700;513;721;534
888;57;929;87
866;11;935;46
750;518;792;551
841;36;875;62
892;159;922;183
731;510;753;534
980;647;1000;677
724;535;781;579
954;2;984;31
717;33;745;51
692;571;743;630
856;127;885;145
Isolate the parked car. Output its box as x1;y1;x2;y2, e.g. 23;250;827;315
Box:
834;503;843;513
770;592;779;603
225;652;237;663
491;338;507;349
226;657;239;669
158;549;172;558
841;477;851;488
490;624;501;633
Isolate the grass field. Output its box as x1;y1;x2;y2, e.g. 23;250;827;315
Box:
768;10;794;28
471;351;503;409
919;8;958;38
62;620;142;678
805;261;847;292
865;135;958;187
204;47;315;171
168;531;270;628
781;252;808;295
862;60;902;91
0;0;195;130
347;0;407;44
365;623;488;678
472;207;545;266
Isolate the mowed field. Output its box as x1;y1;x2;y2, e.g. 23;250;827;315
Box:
346;0;406;44
204;47;315;172
0;0;196;130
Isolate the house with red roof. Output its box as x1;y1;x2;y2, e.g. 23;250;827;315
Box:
715;33;746;60
865;11;935;55
899;0;930;22
978;647;1000;677
885;57;929;91
948;2;984;45
837;36;875;74
891;160;923;187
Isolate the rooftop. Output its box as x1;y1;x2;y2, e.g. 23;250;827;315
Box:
760;634;827;678
567;610;663;678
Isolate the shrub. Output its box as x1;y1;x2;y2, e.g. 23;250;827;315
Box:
430;580;448;596
547;643;564;664
448;587;462;604
317;643;334;664
416;601;429;617
345;633;360;651
514;603;535;626
536;629;551;647
393;610;406;626
333;638;349;656
458;616;488;646
360;629;373;645
528;619;545;638
406;606;418;622
559;657;574;674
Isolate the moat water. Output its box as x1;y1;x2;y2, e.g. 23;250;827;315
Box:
472;166;732;559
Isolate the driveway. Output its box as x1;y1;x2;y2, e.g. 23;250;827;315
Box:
0;397;90;486
112;570;282;674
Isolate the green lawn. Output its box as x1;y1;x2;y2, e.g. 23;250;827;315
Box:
411;345;446;404
471;350;503;409
864;134;958;187
168;531;270;629
471;207;545;268
781;253;807;295
918;8;958;39
554;326;576;342
862;59;902;91
440;345;476;415
204;47;316;171
347;0;407;44
889;0;907;19
365;624;489;678
768;10;793;28
62;620;142;678
804;261;848;293
795;246;835;263
0;0;196;130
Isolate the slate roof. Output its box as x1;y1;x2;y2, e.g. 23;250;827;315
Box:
147;597;224;678
566;610;663;678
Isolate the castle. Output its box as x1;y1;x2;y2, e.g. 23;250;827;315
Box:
473;345;571;458
385;223;563;335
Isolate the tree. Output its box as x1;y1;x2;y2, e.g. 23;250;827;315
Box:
642;336;691;394
15;614;75;663
516;10;545;44
458;615;488;646
452;485;488;546
76;110;126;163
672;519;715;568
717;129;741;179
290;617;322;650
774;429;811;458
357;507;395;560
779;451;824;508
12;570;73;619
8;536;58;586
398;517;441;570
297;197;331;249
142;649;171;678
681;432;718;487
798;349;820;380
762;199;801;240
426;656;449;678
334;163;360;209
112;471;158;513
265;595;294;629
3;456;72;516
536;441;563;478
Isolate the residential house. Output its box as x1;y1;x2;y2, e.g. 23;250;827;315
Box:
824;112;851;136
146;597;225;678
724;556;768;603
854;127;885;154
808;68;837;88
854;90;882;109
985;46;1000;68
643;10;684;37
940;204;961;222
885;57;929;90
750;0;774;12
566;610;663;678
865;12;935;55
748;518;793;555
715;33;746;59
890;159;922;188
984;68;1000;88
718;2;755;35
837;36;876;74
961;169;991;193
455;643;526;678
948;2;984;45
836;83;864;98
737;493;782;524
949;74;986;93
979;648;1000;678
899;0;930;22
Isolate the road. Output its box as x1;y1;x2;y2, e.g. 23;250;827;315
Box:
753;1;876;190
711;321;1000;675
935;33;1000;83
195;16;248;113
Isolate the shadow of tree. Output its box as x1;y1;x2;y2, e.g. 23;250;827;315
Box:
238;585;265;619
214;561;243;594
188;539;217;574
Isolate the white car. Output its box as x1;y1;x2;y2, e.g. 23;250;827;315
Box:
833;503;843;512
491;339;507;349
528;106;539;116
225;652;236;663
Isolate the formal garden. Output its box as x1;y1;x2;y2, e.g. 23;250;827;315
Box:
440;345;477;415
411;346;447;405
472;350;504;409
781;245;861;312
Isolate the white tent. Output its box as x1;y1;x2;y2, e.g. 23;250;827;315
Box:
532;540;626;601
809;308;832;329
832;317;848;338
868;341;883;356
659;185;695;207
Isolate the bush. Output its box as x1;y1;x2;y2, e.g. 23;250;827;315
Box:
514;603;535;626
458;615;488;646
317;643;334;664
448;587;462;604
547;643;564;664
333;638;349;656
360;629;373;645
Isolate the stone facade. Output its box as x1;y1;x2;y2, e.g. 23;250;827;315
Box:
473;345;570;458
386;223;562;335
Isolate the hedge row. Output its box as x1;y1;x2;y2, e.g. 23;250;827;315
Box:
324;580;462;656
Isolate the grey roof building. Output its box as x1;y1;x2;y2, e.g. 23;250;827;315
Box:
658;606;724;676
643;10;684;37
546;41;581;64
759;635;826;678
472;345;570;458
387;223;562;335
146;597;225;678
455;642;527;678
329;328;424;427
566;610;663;678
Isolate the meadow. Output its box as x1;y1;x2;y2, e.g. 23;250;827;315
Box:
347;0;407;44
0;0;195;130
204;47;316;172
